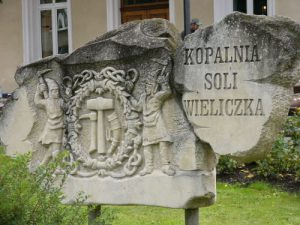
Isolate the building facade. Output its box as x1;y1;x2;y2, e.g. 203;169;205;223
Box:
0;0;300;92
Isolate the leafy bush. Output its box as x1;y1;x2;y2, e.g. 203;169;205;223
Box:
217;155;242;175
255;114;300;181
0;149;116;225
217;114;300;182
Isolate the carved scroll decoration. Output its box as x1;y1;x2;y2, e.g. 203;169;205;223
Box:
64;67;142;178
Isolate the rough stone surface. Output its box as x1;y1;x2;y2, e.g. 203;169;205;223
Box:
175;13;300;161
0;19;216;208
0;88;34;154
63;170;216;209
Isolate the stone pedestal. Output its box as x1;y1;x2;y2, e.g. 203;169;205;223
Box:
62;170;215;209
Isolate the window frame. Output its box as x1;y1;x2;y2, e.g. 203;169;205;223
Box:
106;0;175;31
214;0;275;23
22;0;72;64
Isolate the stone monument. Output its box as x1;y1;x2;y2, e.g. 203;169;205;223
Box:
0;13;300;224
0;19;216;210
175;12;300;162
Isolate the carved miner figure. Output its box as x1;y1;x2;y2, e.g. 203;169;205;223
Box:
140;60;175;176
34;70;64;165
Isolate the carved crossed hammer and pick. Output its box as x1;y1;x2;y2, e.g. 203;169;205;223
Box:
79;97;114;154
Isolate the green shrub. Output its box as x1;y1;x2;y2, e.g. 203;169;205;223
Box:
216;155;242;175
217;114;300;182
255;114;300;181
0;150;116;225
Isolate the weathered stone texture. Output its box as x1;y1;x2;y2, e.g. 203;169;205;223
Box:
0;19;216;208
175;12;300;161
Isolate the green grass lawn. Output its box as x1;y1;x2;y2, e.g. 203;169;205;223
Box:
105;182;300;225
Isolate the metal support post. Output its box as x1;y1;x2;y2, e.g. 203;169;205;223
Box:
88;205;101;225
184;0;191;36
185;208;199;225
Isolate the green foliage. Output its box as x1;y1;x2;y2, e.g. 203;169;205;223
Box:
110;182;300;225
0;150;116;225
0;145;4;154
255;115;300;181
89;206;117;225
216;155;242;175
217;114;300;182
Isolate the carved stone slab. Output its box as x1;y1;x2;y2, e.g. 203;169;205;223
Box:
0;19;216;209
63;170;215;208
175;13;300;161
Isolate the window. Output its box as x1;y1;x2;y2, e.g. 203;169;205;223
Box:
39;0;71;58
214;0;275;23
22;0;72;63
121;0;169;23
254;0;267;15
123;0;167;5
106;0;175;32
233;0;269;15
233;0;247;13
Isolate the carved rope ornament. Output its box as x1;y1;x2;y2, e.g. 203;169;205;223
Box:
64;67;143;178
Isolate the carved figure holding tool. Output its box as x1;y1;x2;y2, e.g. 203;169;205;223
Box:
35;69;64;165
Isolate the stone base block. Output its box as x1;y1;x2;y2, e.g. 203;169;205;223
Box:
62;170;216;209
